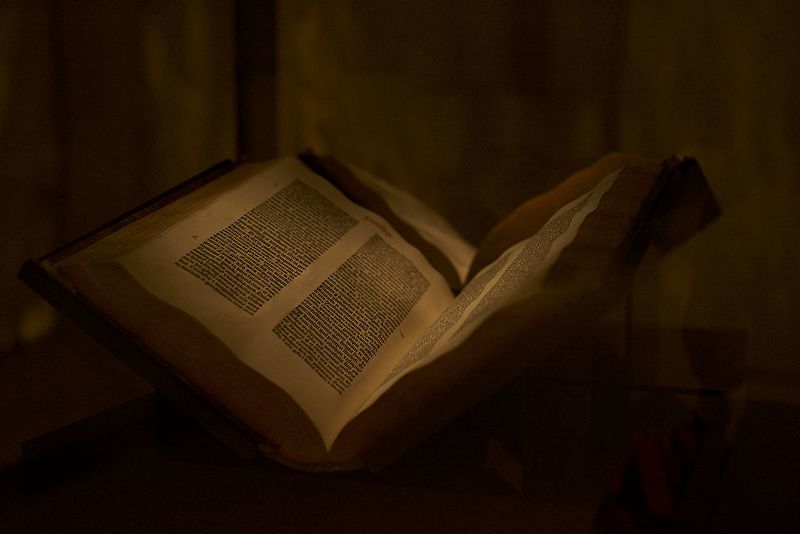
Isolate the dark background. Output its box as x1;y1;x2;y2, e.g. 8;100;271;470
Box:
1;1;799;529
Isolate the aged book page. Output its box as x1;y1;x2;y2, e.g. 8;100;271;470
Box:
113;158;455;448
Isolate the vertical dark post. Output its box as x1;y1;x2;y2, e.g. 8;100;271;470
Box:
235;0;277;160
50;2;70;247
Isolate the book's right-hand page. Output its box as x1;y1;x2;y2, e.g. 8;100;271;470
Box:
360;167;621;410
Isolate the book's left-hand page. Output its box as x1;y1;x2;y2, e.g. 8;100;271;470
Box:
57;157;455;452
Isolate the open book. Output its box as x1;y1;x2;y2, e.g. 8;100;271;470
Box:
21;151;714;470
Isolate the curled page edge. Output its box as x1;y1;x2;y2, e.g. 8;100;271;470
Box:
351;168;621;422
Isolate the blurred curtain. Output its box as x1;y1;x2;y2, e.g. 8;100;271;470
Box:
1;1;235;350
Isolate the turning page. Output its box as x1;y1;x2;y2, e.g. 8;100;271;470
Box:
347;164;477;285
